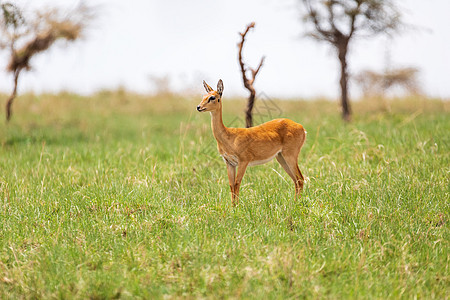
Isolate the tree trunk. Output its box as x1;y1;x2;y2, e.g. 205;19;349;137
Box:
245;90;256;128
6;70;20;122
338;46;351;122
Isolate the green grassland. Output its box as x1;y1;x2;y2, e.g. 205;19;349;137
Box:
0;92;449;298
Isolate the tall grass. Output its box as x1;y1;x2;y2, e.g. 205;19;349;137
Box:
0;92;448;298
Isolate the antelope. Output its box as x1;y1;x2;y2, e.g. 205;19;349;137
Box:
197;79;306;206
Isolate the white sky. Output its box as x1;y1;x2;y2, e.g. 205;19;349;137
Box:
1;0;449;98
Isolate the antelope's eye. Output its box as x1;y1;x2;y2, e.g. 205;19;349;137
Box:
208;96;216;102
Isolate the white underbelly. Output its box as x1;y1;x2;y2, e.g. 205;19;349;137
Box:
248;150;281;167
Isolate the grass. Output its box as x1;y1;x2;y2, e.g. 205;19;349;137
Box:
0;91;448;298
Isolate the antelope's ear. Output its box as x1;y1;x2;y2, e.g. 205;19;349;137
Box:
217;79;224;96
203;80;214;93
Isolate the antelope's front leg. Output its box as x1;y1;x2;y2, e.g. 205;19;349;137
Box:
233;162;249;206
226;163;236;204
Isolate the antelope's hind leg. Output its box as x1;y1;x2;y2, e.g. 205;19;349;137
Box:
295;164;305;192
276;153;300;193
276;153;304;196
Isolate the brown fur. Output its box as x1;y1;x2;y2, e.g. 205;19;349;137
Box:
197;80;306;206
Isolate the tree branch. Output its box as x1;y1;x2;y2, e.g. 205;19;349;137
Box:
238;22;255;91
250;56;265;85
304;0;335;43
348;1;363;38
238;22;265;91
237;22;265;127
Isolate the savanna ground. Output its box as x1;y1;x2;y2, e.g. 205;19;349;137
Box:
0;91;448;299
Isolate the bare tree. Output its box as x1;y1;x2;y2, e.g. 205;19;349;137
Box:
0;2;90;122
237;22;265;128
1;3;25;122
299;0;402;121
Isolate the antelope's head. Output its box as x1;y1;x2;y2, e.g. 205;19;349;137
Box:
197;79;224;112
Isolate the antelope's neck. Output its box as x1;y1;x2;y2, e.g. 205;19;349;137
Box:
210;109;229;145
